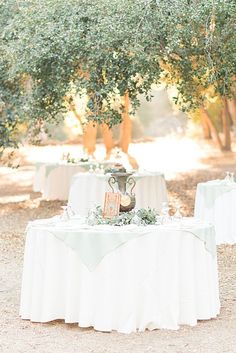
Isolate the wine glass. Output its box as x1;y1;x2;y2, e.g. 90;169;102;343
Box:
89;165;94;173
161;202;170;224
224;171;231;183
100;165;105;174
60;206;70;221
87;207;97;225
67;205;75;218
161;202;169;214
230;172;235;183
173;205;182;222
95;163;100;174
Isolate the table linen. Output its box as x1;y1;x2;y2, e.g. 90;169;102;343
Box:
20;218;219;333
27;217;216;271
194;180;236;244
68;171;168;215
33;161;112;200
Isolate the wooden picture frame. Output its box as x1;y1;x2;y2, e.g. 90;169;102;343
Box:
103;192;121;218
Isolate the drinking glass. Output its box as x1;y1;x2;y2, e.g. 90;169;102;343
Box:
89;165;94;173
87;208;97;225
95;163;100;174
161;202;170;224
224;171;231;183
173;205;183;222
60;206;70;221
230;172;235;183
67;205;75;218
161;202;168;214
100;165;105;174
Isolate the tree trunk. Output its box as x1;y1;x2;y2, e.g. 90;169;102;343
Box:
127;154;139;170
101;124;114;159
65;96;97;155
221;98;231;151
227;98;236;125
199;107;224;151
119;92;132;153
200;110;211;139
65;95;84;127
83;121;97;156
69;102;83;127
227;98;236;137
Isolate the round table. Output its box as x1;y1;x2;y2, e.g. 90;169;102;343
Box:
20;217;219;333
68;171;168;215
33;161;112;200
194;180;236;244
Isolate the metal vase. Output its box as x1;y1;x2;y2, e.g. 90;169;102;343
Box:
108;172;136;212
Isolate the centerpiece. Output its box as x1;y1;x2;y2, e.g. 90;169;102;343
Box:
87;206;160;226
107;164;136;212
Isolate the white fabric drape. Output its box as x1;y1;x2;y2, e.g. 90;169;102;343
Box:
33;164;89;200
20;225;220;333
195;183;236;244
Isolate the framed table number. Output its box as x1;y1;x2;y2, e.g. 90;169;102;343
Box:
103;192;121;218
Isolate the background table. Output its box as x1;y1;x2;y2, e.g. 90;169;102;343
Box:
194;180;236;244
33;161;112;200
68;171;168;215
20;217;219;333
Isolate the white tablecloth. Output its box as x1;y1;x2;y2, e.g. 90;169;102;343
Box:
33;162;112;200
194;181;236;244
68;172;168;216
20;218;219;333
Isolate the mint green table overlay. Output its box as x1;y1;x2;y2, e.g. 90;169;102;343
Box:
38;161;111;179
45;163;59;178
182;226;216;257
27;219;216;271
132;171;164;181
44;162;87;178
35;162;44;172
198;182;236;209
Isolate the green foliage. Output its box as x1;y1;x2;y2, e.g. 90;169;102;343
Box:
86;206;159;226
0;0;235;151
160;0;236;110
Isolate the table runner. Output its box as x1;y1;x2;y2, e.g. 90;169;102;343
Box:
27;218;216;271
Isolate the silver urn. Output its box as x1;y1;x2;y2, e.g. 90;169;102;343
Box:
108;172;136;212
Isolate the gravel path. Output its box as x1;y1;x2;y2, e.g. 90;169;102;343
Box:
0;143;236;353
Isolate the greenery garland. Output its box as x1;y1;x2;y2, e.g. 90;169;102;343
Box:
86;206;160;226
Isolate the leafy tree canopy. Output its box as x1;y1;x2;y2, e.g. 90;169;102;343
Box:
0;0;235;151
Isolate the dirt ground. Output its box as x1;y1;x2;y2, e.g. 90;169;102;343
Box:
0;139;236;353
